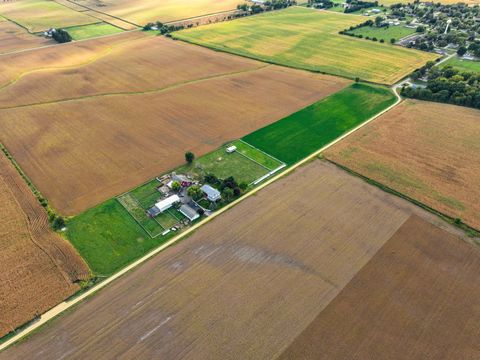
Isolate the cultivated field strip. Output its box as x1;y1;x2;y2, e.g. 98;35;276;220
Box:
0;152;89;338
279;215;480;359
0;161;467;359
325;99;480;229
0;18;52;54
0;35;349;215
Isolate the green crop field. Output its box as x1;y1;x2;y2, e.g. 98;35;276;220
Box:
242;83;397;165
66;199;175;275
0;0;97;32
173;7;438;84
442;56;480;73
349;25;415;41
66;22;123;40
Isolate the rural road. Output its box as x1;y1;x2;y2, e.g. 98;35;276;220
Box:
0;82;402;352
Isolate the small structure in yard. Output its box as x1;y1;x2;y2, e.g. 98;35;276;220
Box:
148;194;180;217
201;184;221;202
226;145;237;153
179;204;200;221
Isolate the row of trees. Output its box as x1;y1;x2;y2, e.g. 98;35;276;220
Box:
344;0;378;13
403;63;480;110
52;29;72;43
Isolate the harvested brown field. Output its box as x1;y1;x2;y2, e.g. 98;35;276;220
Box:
0;17;52;54
0;160;471;359
0;152;89;338
279;215;480;360
72;0;241;25
81;10;139;30
0;35;350;215
325;99;480;229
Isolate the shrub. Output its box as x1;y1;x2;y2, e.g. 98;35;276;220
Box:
52;216;65;231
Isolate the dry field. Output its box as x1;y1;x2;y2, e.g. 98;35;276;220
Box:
0;0;98;32
0;17;52;54
279;215;480;359
0;160;471;359
0;34;349;215
72;0;241;25
325;99;480;229
0;152;89;338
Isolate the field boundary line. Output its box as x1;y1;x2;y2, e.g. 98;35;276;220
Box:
0;63;271;110
0;85;401;352
325;159;480;239
237;139;285;166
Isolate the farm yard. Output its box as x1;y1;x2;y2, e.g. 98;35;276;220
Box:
67;141;285;275
278;215;480;359
0;16;52;54
0;33;349;215
70;0;241;25
325;99;480;229
1;160;476;359
243;83;396;165
0;0;98;32
0;152;89;339
173;7;439;85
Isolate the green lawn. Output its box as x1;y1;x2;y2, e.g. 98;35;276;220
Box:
442;56;480;73
177;147;270;185
231;140;284;170
173;7;438;85
65;22;123;40
66;199;174;275
242;83;397;165
349;25;415;41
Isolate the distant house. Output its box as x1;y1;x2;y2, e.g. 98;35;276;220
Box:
179;204;200;221
226;145;237;153
201;184;221;202
148;194;180;216
371;8;382;13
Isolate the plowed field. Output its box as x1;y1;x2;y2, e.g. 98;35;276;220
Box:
0;161;471;359
0;17;51;54
0;34;349;215
279;215;480;359
325;99;480;229
0;152;89;338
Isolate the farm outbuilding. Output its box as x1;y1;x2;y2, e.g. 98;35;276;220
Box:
201;185;221;202
154;195;180;213
179;204;200;221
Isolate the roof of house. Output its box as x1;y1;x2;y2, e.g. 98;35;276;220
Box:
200;184;221;199
179;204;199;221
155;194;180;211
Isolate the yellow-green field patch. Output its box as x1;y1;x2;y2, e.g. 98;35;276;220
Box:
174;7;438;84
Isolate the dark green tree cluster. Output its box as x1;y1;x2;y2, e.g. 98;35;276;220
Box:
344;0;378;13
52;29;72;43
143;21;185;34
203;174;247;202
402;64;480;109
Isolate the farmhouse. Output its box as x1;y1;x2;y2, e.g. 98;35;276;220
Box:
179;204;200;221
201;184;221;202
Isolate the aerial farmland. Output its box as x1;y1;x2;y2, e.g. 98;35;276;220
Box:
1;160;479;359
1;0;480;357
173;7;438;84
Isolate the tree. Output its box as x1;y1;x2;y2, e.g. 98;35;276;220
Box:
187;185;203;200
185;151;195;164
457;46;467;56
222;187;234;201
416;25;425;33
52;216;65;231
375;16;383;27
390;38;396;44
143;22;154;30
171;181;181;192
52;29;72;43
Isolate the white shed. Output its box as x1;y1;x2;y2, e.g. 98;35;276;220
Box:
154;195;180;213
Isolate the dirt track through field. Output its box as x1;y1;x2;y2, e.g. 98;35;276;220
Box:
0;160;470;359
0;35;349;215
279;215;480;359
0;152;89;338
